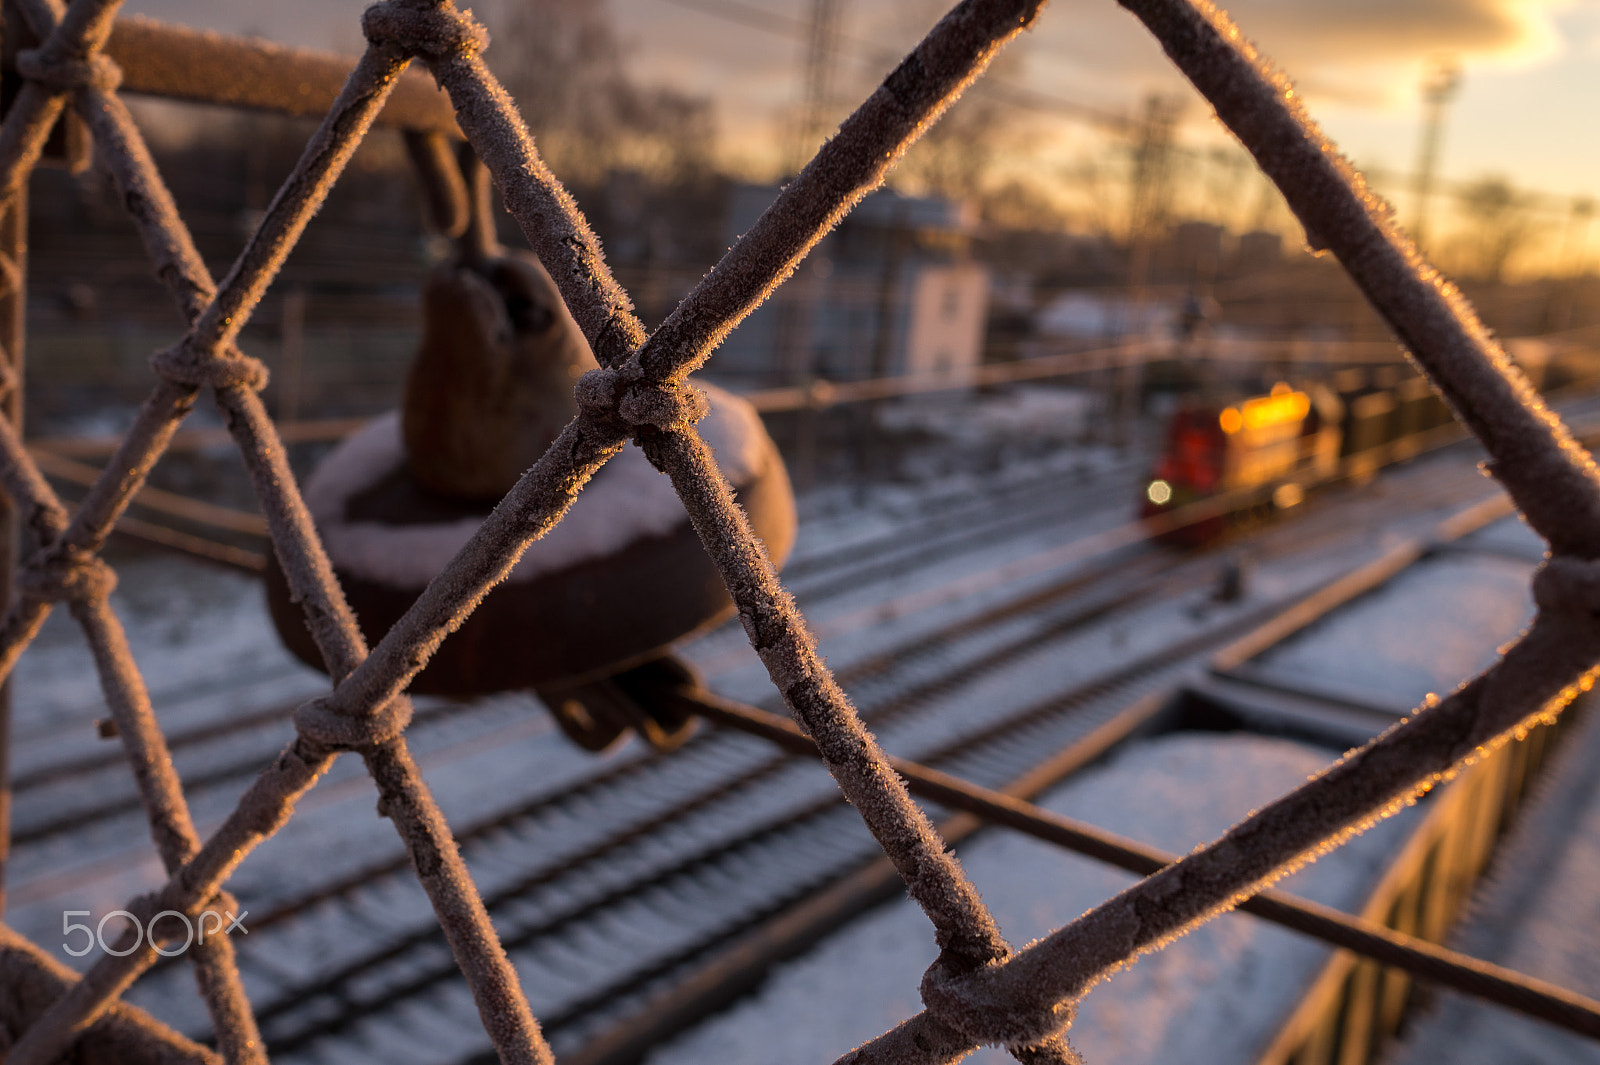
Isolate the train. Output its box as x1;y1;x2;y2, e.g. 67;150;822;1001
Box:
1138;344;1589;544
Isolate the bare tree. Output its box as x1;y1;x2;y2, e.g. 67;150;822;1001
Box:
484;0;717;185
1451;175;1541;282
892;53;1037;209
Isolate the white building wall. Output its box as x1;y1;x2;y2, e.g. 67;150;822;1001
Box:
901;262;990;384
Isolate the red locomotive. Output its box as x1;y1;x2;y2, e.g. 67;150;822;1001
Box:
1139;369;1450;544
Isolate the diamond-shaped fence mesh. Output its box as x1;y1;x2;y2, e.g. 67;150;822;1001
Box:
0;0;1597;1063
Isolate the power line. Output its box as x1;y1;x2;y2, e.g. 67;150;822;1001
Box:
650;0;1132;130
649;0;1595;217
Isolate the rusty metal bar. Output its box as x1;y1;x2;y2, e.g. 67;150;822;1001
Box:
101;513;265;573
28;449;267;536
99;16;460;135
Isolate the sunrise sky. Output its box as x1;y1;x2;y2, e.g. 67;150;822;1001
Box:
124;0;1600;226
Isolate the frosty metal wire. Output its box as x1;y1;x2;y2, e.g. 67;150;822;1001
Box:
834;2;1600;1061
0;0;1588;1064
0;99;25;919
0;0;265;1060
0;0;1077;1058
0;2;546;1062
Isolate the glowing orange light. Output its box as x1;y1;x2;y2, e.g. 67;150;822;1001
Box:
1219;408;1243;434
1240;389;1310;431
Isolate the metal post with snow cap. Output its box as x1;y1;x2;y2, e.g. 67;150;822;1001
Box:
262;144;797;753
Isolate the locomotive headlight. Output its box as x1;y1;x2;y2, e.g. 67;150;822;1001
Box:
1147;480;1173;505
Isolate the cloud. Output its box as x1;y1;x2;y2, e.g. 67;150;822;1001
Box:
1227;0;1568;67
1022;0;1573;115
112;0;1582;170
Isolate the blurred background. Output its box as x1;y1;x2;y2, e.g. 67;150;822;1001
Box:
20;0;1600;516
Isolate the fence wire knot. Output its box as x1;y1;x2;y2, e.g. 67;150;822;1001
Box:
1531;556;1600;621
14;48;122;94
135;886;241;932
919;961;1080;1053
361;0;489;61
20;550;115;604
150;340;269;393
575;366;709;433
293;693;415;750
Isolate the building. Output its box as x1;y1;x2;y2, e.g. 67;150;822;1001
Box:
707;185;991;388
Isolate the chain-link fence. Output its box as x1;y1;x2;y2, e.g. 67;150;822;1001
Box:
0;1;1597;1063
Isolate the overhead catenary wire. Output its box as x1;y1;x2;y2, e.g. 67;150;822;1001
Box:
654;0;1133;131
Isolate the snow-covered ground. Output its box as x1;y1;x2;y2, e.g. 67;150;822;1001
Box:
4;552;643;961
1245;549;1538;714
11;554;323;749
641;513;1565;1065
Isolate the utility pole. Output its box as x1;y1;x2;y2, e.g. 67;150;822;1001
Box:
1126;94;1180;272
1410;59;1461;255
1115;94;1180;448
781;0;846;487
793;0;843;172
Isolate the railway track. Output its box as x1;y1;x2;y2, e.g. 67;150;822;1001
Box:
13;396;1593;1061
779;453;1149;602
5;450;1167;862
55;430;1525;1062
15;376;1549;834
8;441;1476;884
